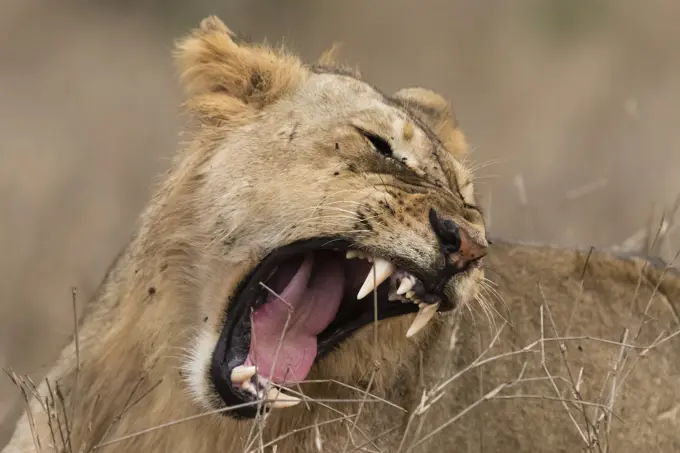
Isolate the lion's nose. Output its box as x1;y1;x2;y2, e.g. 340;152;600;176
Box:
429;208;487;269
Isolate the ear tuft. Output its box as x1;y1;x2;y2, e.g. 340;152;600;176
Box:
199;15;233;36
174;16;306;124
392;87;468;157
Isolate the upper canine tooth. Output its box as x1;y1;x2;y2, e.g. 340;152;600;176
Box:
231;365;257;384
357;258;396;299
266;387;301;409
406;302;440;338
397;278;414;295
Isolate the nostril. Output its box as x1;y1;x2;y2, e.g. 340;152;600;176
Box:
429;208;462;252
440;219;461;252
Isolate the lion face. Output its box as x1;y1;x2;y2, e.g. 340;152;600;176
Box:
175;17;488;418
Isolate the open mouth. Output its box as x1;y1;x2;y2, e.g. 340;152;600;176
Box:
210;238;463;418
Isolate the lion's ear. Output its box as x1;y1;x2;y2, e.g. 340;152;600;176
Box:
392;87;469;157
174;16;305;123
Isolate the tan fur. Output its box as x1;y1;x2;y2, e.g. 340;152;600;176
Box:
4;16;680;453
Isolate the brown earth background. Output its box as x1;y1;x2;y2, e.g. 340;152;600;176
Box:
1;0;679;446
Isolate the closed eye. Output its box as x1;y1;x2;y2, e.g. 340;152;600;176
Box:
354;126;394;159
463;202;480;212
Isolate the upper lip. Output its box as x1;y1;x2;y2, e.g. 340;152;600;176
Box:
236;238;453;313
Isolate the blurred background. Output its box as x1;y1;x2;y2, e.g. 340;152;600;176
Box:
1;0;679;445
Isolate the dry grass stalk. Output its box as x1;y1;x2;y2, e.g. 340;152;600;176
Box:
6;245;680;453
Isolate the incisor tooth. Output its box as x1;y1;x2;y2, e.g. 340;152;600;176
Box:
266;387;301;409
396;278;414;295
357;258;396;299
406;302;440;338
346;250;362;259
240;380;258;396
231;365;257;383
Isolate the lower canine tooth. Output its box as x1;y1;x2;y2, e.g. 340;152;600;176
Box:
406;302;440;338
266;387;301;409
357;258;396;299
231;365;257;383
405;290;415;299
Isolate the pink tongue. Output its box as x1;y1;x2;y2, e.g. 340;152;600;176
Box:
248;253;344;383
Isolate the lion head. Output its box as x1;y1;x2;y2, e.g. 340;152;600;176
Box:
160;16;489;419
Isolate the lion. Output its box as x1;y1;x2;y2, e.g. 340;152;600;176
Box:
3;16;680;453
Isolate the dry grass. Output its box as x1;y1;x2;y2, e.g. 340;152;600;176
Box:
4;187;680;452
4;231;680;453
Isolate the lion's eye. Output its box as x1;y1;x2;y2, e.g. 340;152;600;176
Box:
354;127;394;159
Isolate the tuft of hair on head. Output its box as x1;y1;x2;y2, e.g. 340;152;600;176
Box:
392;87;469;157
173;15;307;125
318;42;344;67
313;42;362;79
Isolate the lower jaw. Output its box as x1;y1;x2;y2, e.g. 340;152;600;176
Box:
209;298;421;418
211;314;428;419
